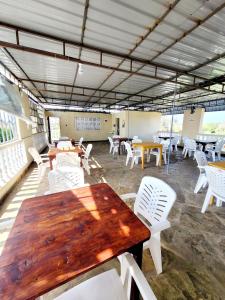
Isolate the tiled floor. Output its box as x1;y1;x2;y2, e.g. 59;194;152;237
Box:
1;142;225;299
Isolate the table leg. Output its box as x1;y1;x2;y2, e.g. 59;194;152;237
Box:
141;148;144;169
159;146;162;166
118;141;121;155
129;243;143;300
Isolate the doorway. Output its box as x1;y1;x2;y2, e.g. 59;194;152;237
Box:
48;117;60;143
116;118;120;135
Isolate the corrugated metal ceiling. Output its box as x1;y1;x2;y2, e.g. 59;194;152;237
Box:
0;0;225;113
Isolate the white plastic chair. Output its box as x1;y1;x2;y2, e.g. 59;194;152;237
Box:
194;151;208;193
54;253;156;300
207;139;225;161
121;176;176;274
57;141;72;149
124;141;141;169
75;137;84;148
28;147;49;179
201;166;225;213
170;136;179;151
82;144;93;175
56;152;80;168
108;136;119;155
148;140;168;166
183;139;199;158
132;135;139;140
48;166;84;193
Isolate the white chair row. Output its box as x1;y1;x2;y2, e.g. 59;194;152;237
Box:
205;138;225;161
193;150;225;213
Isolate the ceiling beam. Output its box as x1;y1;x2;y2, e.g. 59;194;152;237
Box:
69;0;89;104
83;0;181;106
2;48;47;102
20;78;152;100
104;1;225;108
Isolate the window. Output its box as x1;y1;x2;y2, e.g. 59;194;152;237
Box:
202;111;225;135
75;117;100;130
30;101;45;134
0;110;18;144
160;114;184;133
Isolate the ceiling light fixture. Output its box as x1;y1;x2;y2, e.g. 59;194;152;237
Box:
78;63;83;74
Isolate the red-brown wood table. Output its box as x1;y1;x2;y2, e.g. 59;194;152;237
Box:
0;183;150;300
48;146;83;169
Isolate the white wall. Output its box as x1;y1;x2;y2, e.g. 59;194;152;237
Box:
46;111;112;141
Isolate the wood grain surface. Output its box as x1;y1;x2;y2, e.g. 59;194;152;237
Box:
0;183;150;300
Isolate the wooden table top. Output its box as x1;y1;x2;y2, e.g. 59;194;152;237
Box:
48;146;83;157
133;142;162;148
208;161;225;170
0;183;150;300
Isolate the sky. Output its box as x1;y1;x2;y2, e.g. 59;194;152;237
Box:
203;111;225;123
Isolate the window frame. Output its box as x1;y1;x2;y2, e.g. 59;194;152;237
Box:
0;110;18;144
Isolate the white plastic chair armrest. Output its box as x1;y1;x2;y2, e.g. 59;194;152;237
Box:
40;153;48;157
150;220;171;235
122;253;157;300
44;191;51;195
120;193;137;201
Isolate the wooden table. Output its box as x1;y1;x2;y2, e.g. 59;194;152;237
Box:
113;137;132;155
208;161;225;170
48;146;83;169
0;183;150;300
133;142;163;169
53;138;76;148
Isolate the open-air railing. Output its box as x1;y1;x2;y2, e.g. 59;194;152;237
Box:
0;140;27;188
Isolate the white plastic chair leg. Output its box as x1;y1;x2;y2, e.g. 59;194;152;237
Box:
201;188;212;213
144;232;162;275
163;152;167;164
194;173;207;194
212;152;216;162
126;155;130;166
218;153;221;161
130;157;135;169
216;198;222;207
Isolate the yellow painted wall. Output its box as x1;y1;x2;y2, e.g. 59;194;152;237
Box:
182;108;205;138
46;111;112;141
112;111;161;140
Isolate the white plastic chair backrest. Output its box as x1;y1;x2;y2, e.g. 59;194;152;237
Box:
161;140;170;150
171;135;179;145
194;151;208;167
205;166;225;198
108;136;113;145
124;141;133;157
28;147;42;165
84;144;92;159
186;139;196;150
48;166;84;193
56;152;80;168
112;135;120;138
134;176;176;226
133;136;138;140
132;139;142;144
78;137;84;146
57;141;72;148
153;136;161;143
215;139;225;152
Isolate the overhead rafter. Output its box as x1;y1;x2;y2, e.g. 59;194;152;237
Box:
83;0;181;106
2;48;47;102
69;0;89;105
104;1;225;108
20;78;154;100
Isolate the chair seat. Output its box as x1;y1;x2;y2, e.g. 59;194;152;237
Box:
54;269;127;300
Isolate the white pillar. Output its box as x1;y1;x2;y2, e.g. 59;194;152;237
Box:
182;108;205;138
